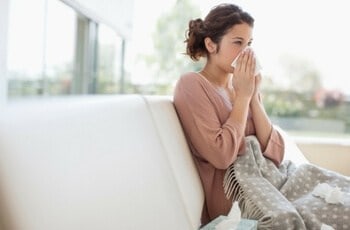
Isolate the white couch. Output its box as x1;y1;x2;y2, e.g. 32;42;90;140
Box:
0;94;308;230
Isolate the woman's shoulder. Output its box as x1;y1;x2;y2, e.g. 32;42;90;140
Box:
174;71;215;104
179;71;199;80
174;72;204;98
177;71;204;86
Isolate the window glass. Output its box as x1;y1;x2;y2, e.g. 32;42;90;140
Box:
7;0;46;97
7;0;76;98
96;24;124;94
45;0;76;95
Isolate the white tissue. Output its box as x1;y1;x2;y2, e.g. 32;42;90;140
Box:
215;202;241;230
312;183;344;205
231;47;262;76
320;223;335;230
227;202;241;221
325;187;344;204
312;183;332;197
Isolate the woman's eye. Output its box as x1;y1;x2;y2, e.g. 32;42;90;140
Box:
248;41;252;46
234;41;242;45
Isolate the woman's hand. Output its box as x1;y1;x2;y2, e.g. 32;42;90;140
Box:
232;49;256;99
251;73;262;103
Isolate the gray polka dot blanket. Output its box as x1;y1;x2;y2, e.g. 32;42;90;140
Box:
223;136;350;229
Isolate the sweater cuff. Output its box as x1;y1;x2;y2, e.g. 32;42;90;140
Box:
262;128;285;166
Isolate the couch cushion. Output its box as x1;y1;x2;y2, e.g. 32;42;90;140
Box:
0;95;193;230
143;95;204;229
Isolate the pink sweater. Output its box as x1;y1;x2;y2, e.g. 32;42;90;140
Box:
173;72;285;225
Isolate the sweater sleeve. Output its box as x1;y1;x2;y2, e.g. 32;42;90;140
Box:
173;73;245;169
262;127;285;166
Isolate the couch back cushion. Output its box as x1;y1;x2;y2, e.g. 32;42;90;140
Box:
0;95;196;230
143;95;204;228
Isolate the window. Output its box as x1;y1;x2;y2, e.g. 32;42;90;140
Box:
6;0;129;97
4;0;350;140
45;0;76;95
96;24;126;94
7;0;46;97
7;0;76;98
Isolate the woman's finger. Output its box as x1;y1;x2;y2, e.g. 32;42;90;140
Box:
236;52;244;71
250;54;256;76
242;50;250;72
246;50;253;73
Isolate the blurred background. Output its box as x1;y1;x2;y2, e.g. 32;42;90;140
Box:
1;0;350;144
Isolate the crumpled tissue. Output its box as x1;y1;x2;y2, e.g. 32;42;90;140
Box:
320;223;335;230
231;47;262;76
312;183;344;205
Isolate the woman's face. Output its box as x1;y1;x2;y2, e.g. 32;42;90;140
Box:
214;23;253;73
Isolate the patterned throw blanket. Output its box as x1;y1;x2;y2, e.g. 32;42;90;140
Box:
223;136;350;230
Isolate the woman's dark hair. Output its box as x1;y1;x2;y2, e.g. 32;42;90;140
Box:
185;3;254;61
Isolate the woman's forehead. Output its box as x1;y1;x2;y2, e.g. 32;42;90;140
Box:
226;23;253;38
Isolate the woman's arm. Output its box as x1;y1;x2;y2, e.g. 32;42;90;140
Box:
250;74;285;165
173;73;248;169
250;91;272;151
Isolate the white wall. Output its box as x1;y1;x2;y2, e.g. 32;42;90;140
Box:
0;0;9;107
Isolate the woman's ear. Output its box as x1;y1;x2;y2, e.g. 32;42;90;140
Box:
204;37;217;53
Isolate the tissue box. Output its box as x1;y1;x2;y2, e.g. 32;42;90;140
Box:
200;216;257;230
236;219;258;230
200;216;227;230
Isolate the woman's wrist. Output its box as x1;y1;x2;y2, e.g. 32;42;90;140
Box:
234;94;252;106
250;94;260;105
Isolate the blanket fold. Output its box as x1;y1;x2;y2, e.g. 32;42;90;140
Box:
224;136;350;230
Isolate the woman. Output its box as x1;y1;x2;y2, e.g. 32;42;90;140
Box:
173;3;285;225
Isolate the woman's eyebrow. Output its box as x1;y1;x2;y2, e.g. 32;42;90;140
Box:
232;37;253;42
232;37;244;40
